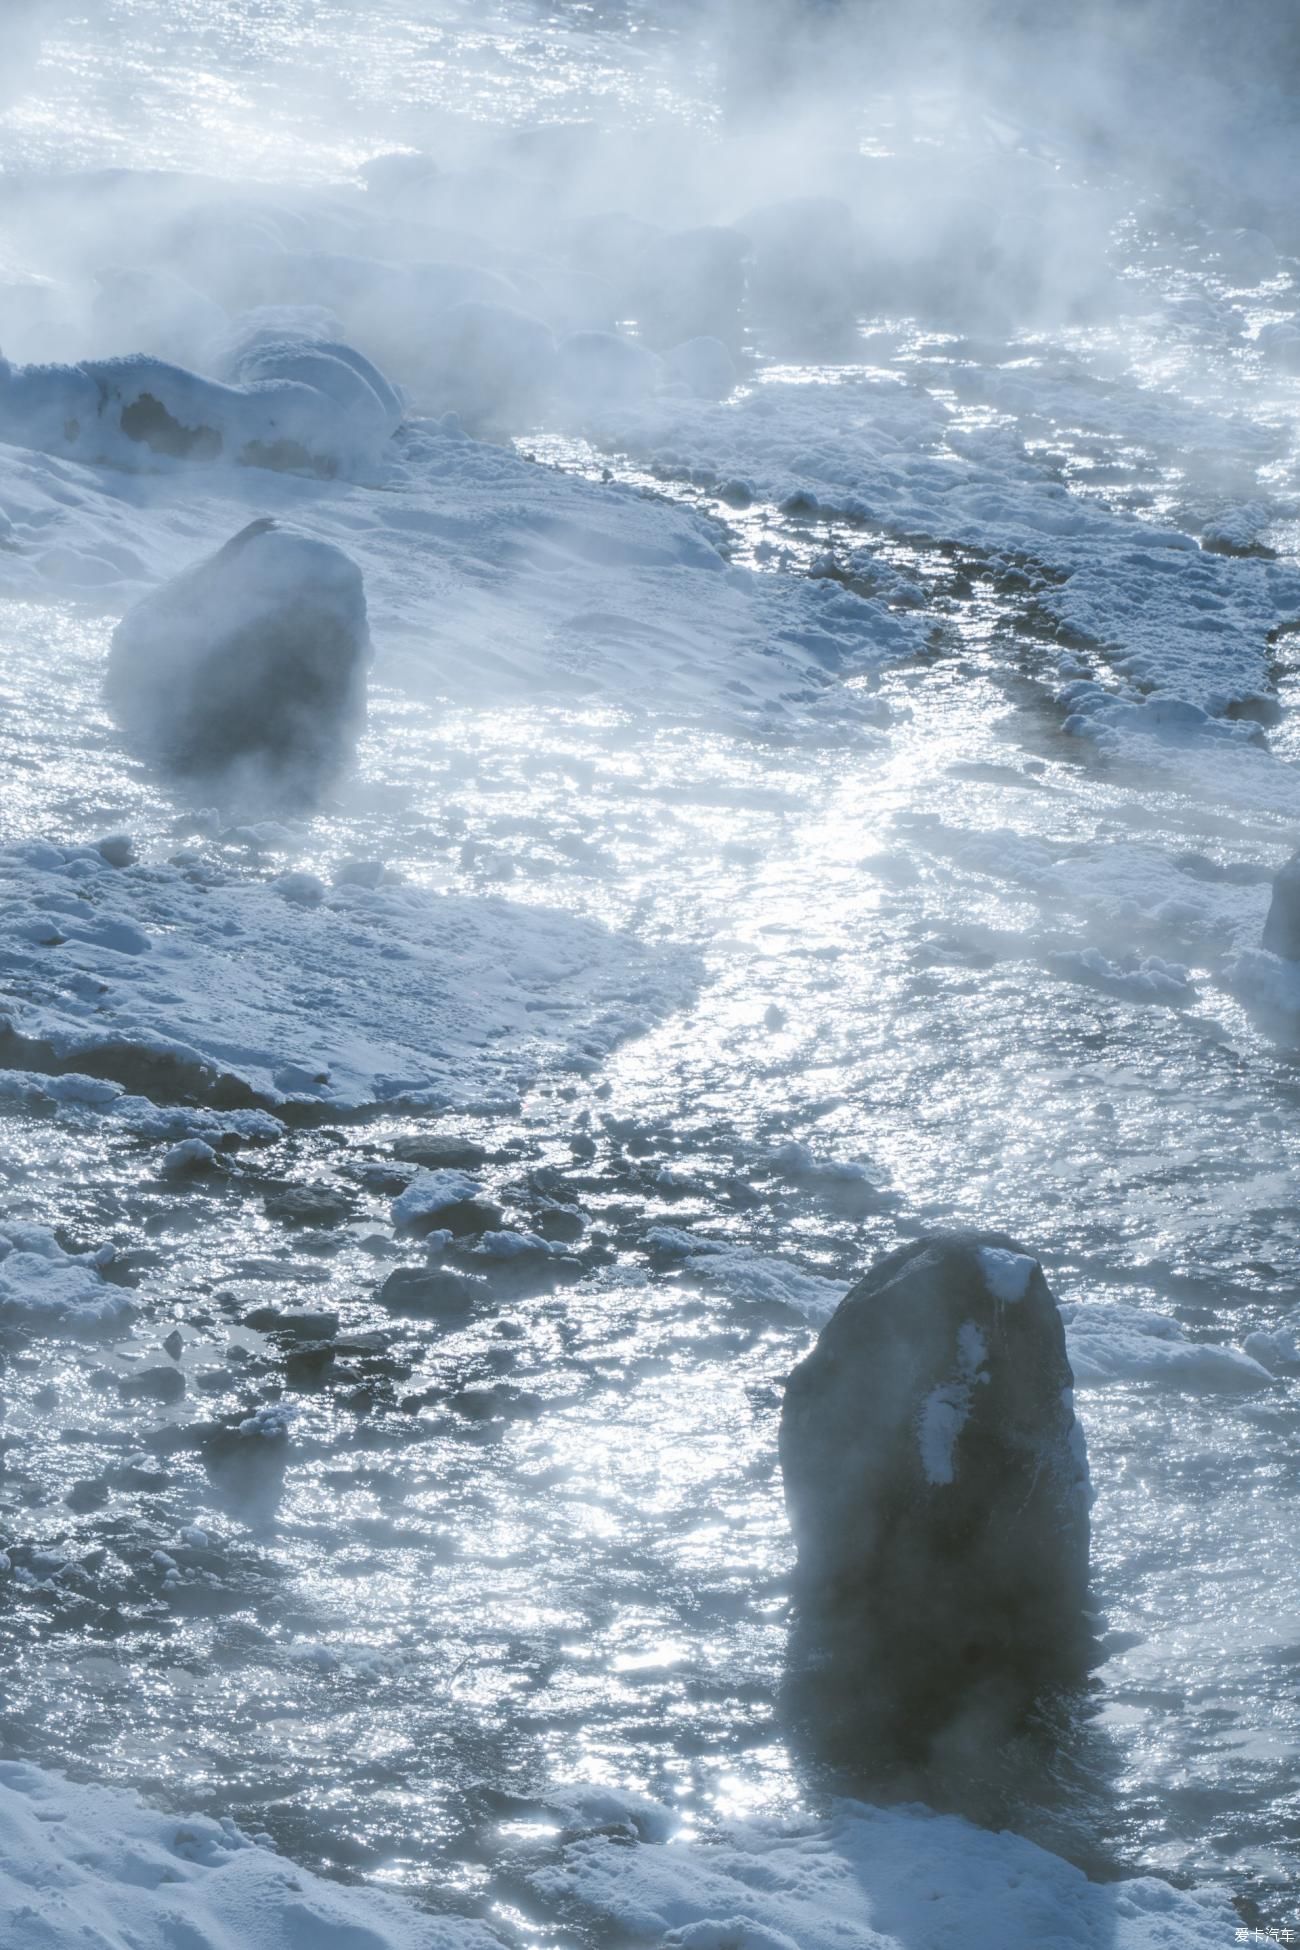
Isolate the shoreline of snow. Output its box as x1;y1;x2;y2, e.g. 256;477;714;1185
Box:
0;1761;1238;1950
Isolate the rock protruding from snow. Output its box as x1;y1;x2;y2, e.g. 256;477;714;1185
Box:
106;518;370;792
1262;849;1300;960
780;1231;1092;1746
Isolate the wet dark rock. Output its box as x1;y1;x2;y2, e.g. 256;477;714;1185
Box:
243;1306;340;1340
163;1329;185;1361
449;1384;544;1422
285;1342;337;1388
1262;850;1300;960
379;1266;488;1315
65;1478;111;1513
534;1203;586;1243
780;1231;1092;1754
425;1197;504;1238
392;1134;488;1170
106;518;370;794
118;1365;187;1405
262;1184;354;1227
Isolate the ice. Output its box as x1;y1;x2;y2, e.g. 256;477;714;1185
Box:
0;345;398;477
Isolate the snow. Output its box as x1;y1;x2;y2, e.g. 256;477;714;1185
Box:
916;1318;990;1485
0;840;695;1109
391;1170;486;1227
0;1225;131;1334
0;1760;497;1950
656;1238;851;1323
588;371;1300;747
976;1245;1036;1303
1062;1303;1273;1390
531;1796;1233;1949
0;345;398;478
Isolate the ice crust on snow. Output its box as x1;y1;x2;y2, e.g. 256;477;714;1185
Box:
0;1761;496;1950
0;840;695;1109
530;1796;1234;1949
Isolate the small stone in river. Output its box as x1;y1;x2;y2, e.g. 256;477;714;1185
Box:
392;1134;488;1171
95;833;136;868
163;1328;184;1361
162;1138;219;1176
119;1365;186;1404
262;1185;354;1227
380;1266;487;1314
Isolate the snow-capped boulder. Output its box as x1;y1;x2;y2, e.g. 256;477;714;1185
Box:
780;1231;1092;1738
665;335;737;399
106;518;370;791
555;330;661;408
627;224;748;350
91;267;228;367
0;347;395;476
740;196;865;350
421;299;555;426
1262;848;1300;960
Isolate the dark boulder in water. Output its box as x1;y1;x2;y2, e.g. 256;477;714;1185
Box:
1262;851;1300;961
106;518;370;794
780;1231;1092;1754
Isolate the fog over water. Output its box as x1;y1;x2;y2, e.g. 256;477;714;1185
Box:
0;4;1299;1947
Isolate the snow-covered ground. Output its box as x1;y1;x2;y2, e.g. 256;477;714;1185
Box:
1;2;1300;1946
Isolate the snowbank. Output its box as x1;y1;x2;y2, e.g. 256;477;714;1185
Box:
0;839;695;1108
0;1761;496;1950
531;1795;1232;1949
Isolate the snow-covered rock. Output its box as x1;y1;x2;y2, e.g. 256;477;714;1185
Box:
0;1226;130;1335
105;517;370;790
0;349;395;477
666;335;737;399
780;1232;1092;1742
627;224;748;350
556;330;662;407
